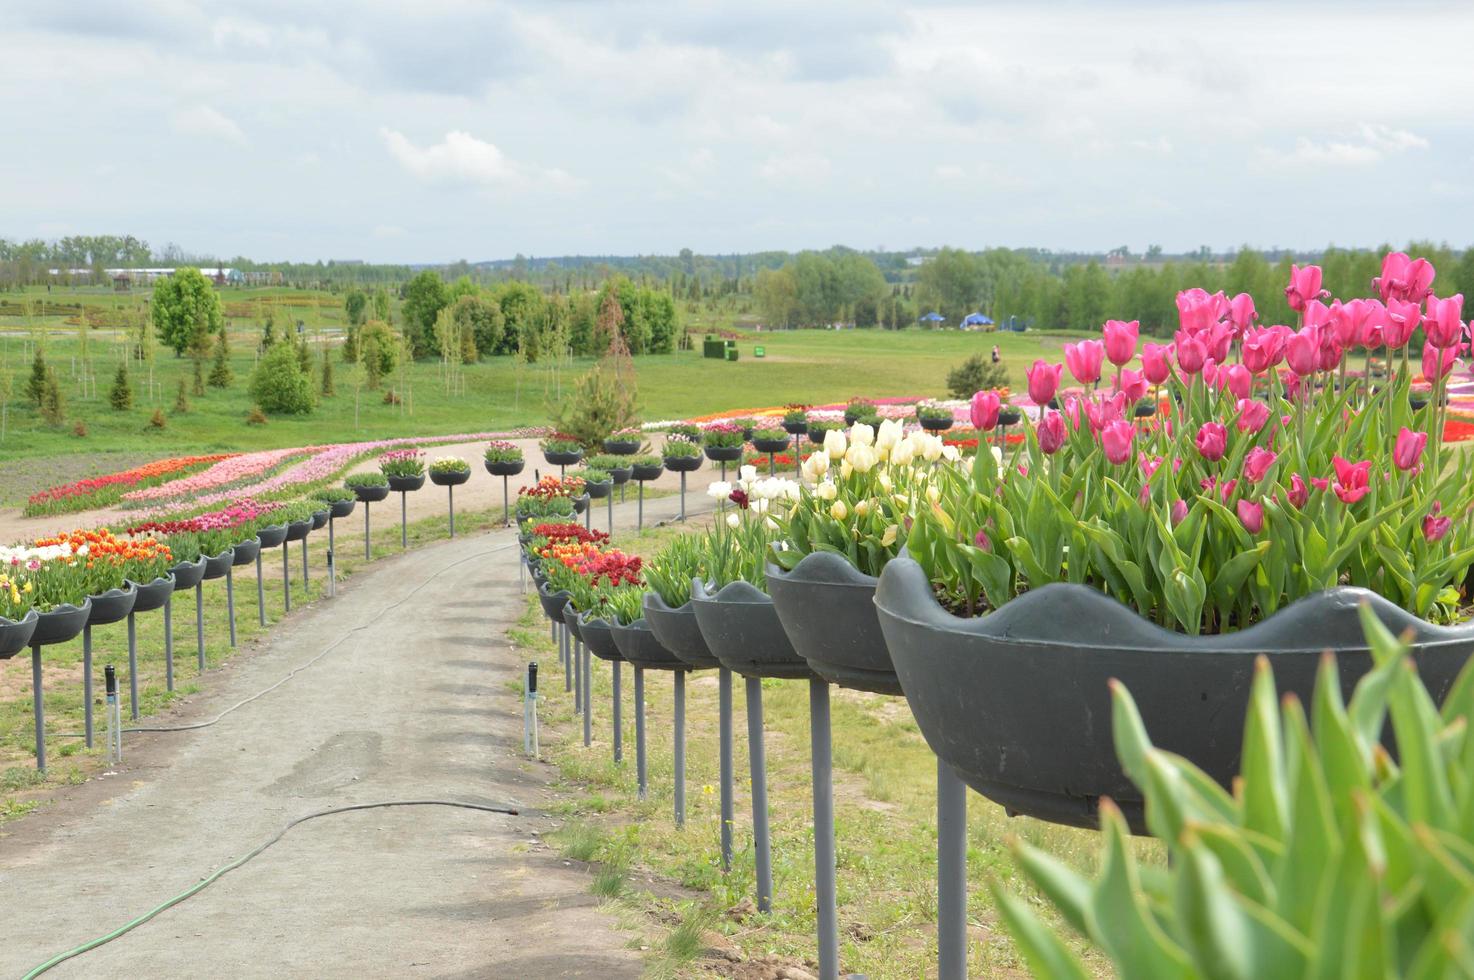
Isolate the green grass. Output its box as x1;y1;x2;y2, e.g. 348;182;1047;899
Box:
0;284;1084;475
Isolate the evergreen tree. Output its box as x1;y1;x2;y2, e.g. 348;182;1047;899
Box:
174;378;190;413
25;351;47;406
40;368;64;425
320;353;335;397
261;313;276;350
109;362;133;411
191;358;205;396
207;331;233;388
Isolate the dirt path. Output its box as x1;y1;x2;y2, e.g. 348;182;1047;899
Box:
0;489;713;978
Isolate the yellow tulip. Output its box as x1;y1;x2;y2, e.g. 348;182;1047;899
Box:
881;525;898;547
829;501;848;521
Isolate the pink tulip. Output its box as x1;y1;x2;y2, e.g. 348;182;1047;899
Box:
1037;411;1067;454
1375;252;1437;304
1227;293;1257;336
1236;498;1264;534
1102;320;1139;366
1423;341;1462;381
1221;364;1252;401
1176;288;1221;333
1287;473;1309;508
1027;360;1063;406
1284;264;1326;312
1195;422;1227;462
1140;343;1173;384
1101;420;1134;465
1064;340;1105;385
1174;333;1208;374
1394;426;1428;472
1424;293;1465;349
1316;328;1343;372
970;390;1000;430
1424;502;1452;542
1330;299;1372;349
1117;368;1148;403
1084;392;1127;434
1170;499;1189;526
1235;399;1270;434
1332;456;1372;505
1241;327;1283;375
1384;298;1421;349
1243;447;1277;483
1285;327;1320;377
1139;453;1163;480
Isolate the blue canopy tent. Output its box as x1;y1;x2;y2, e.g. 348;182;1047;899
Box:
960;312;994;329
919;311;945;326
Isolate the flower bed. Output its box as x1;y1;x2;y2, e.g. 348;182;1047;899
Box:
24;454;237;516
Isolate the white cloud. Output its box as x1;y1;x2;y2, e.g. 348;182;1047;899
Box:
380;128;515;185
1360;123;1429;153
171;105;247;146
933;164;966;180
758;152;831;183
372;224;405;239
1258;123;1429;170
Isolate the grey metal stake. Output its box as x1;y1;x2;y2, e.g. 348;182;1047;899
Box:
283;540;292;613
679;471;687;520
502;474;510;525
635;665;647;800
448;484;456;537
637;480;645;530
163;594;174;692
83;625;94;747
30;643;45;771
674;669;686;828
301;535;308;585
811;678;838;980
720;459;728;482
195;583;204;672
612;660;623;763
127;611;139;721
364;501;372;560
768;453;776;476
938;760;969;980
719;668;733;871
400;491;409;549
745;675;773;912
573;635;583;719
581;640;592;748
255;550;266;626
606;492;613;533
226;564;237;647
328;516;336;597
562;624;572;693
584;501;591;531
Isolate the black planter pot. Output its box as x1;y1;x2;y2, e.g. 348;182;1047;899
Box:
874;557;1474;833
202;549;234;581
128;574;176;614
329;498;357;519
751;436;791;455
485;458;526;478
537;583;571;624
572;493;591;514
690;580;813;680
0;610;39;660
256;523;289;549
609;618;688;671
1133;400;1157;418
578;613;624;662
350;483;390;503
767;554;900;696
602;439;641;455
169;557;207;591
586;480;613;500
997;407;1022;427
310;508;329;530
86;584;138;627
31;600;91;646
663;455;703;473
430;468;471;487
561;602;585;643
705;445;744;465
643;592;721;669
544;449;583;467
608;466;632;485
918;415;955;432
632;463;664;482
231;537;262;566
387;473;426;493
843;411;863;426
781;419;809;436
285;520;312;543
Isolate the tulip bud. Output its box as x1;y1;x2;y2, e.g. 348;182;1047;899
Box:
726;512;741;528
1037;411;1067;455
1394;426;1428;472
1236;498;1264;534
829;500;848;521
880;525;899;547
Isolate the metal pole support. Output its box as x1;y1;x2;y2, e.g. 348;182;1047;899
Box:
502;474;510;525
105;664;122;765
30;643;45;772
719;667;733;871
364;501;372;560
635;666;647;800
226;564;237;647
745;675;773;913
581;638;592;748
612;660;623;763
283;540;292;613
448;485;456;537
256;550;266;626
638;480;645;530
163;593;174;692
674;670;687;828
195;583;205;672
400;490;409;549
938;760;969;980
679;471;687;521
524;662;539;757
301;535;309;587
127;611;140;721
83;625;94;748
811;678;838;980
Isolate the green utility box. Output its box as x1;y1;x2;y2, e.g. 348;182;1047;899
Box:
726;348;739;362
754;346;765;358
703;336;737;360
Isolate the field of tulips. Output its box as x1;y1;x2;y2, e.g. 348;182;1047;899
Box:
22;454;237;517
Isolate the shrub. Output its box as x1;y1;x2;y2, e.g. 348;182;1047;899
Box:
382;389;401;405
147;408;167;429
945;353;1008;400
589;454;631;471
915;401;953;421
248;342;314;415
26;351;48;406
356;319;399;389
313;487;355;504
547;361;642;449
541;434;583;454
71;419;87;438
629;454;662;468
108;363;133;411
320;355;334;397
568;467;610;484
752;426;788;441
174;378;190;414
245;405;268;425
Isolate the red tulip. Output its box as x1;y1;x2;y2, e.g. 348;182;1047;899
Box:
1284;264;1326;312
1384;298;1421;349
1285;327;1320;377
1102;319;1139;366
1331;456;1372;505
1227;293;1257;336
1195;422;1227;462
1037;411;1067;454
1140;342;1173;384
970;390;1000;430
1424;293;1465;349
1236;498;1264;534
1394;426;1428;472
1424;502;1452;542
1174;333;1208;374
1243;447;1277;483
1101;419;1134;465
1026;360;1063;406
1235;398;1269;434
1375;252;1437;304
1287;473;1309;508
1064;340;1105;385
1423;341;1462;381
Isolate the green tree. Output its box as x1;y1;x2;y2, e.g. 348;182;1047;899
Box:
755;267;800;328
108;362;133;411
25;350;47;406
343;287;368;327
492;281;547;358
174;378;190;414
248;342;314;414
400;270;449;357
151;267;224;358
320;353;335;397
356;319;399;390
40;368;64;425
371;287;392;322
917;248;983;321
207;330;233;388
445;293;503;359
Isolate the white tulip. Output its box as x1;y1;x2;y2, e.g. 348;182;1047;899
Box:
889;439;915;467
815;480;838;501
876;419;903;452
824;428;847;460
942;445;962;462
878;471;894;494
849;421;875;447
707;481;732;500
740;465;758;484
845;443;878;474
726;512;741;528
881;525;899;547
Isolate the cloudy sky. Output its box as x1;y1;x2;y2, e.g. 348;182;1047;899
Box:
5;1;1472;262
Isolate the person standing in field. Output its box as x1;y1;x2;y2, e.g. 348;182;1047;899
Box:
991;345;1000;364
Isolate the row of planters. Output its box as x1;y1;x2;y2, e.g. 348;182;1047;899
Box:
520;256;1474;979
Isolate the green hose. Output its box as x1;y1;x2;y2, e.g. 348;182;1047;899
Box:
21;799;519;979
